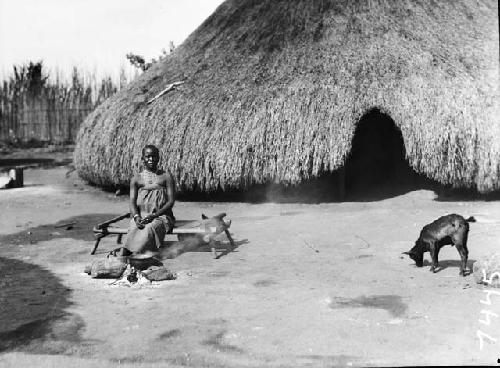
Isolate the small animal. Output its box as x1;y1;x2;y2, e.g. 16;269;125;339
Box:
403;214;476;276
201;212;232;234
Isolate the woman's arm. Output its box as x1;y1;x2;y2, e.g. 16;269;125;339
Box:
129;174;145;229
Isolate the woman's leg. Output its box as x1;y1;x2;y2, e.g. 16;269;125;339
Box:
125;219;155;253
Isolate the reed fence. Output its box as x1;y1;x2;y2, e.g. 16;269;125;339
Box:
0;87;116;144
0;63;123;145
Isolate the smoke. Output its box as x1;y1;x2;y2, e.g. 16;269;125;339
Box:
159;235;206;259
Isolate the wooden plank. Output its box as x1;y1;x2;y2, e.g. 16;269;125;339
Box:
174;220;202;227
103;227;128;234
172;228;215;234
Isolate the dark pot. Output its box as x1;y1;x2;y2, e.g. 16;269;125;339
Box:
128;254;163;270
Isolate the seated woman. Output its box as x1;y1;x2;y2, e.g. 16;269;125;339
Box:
125;144;175;254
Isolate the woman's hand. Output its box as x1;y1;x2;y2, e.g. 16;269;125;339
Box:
134;215;145;229
141;215;156;224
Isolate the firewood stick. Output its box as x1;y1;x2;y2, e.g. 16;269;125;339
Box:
96;213;131;230
147;81;185;104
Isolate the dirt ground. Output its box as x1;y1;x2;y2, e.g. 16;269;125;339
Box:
1;155;500;367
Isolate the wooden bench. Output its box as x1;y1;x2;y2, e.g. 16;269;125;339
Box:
92;212;235;258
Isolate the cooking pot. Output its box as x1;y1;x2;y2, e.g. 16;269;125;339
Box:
127;253;163;270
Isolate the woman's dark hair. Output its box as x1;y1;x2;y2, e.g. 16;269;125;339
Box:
142;145;159;156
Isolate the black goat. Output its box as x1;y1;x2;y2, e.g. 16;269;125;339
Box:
403;214;475;276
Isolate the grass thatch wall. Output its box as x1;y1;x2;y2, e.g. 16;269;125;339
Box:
74;0;499;193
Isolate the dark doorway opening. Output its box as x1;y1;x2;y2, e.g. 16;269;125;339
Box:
343;109;427;199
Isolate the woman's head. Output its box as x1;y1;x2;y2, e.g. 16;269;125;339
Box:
142;145;160;171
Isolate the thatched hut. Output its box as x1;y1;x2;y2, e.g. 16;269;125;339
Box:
74;0;499;197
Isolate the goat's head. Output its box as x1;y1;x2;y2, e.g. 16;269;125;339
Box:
402;240;425;267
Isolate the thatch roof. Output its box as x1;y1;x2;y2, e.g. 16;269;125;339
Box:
74;0;499;193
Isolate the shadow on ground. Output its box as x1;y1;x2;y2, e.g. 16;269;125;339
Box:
0;213;120;247
0;157;72;172
175;172;500;203
433;187;500;202
0;257;96;355
329;295;408;317
420;259;476;275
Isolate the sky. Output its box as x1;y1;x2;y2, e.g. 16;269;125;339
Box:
0;0;225;81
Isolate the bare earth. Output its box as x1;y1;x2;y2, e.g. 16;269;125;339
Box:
1;162;500;367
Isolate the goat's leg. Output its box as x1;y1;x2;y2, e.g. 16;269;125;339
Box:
454;230;469;276
429;242;439;273
455;243;469;276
